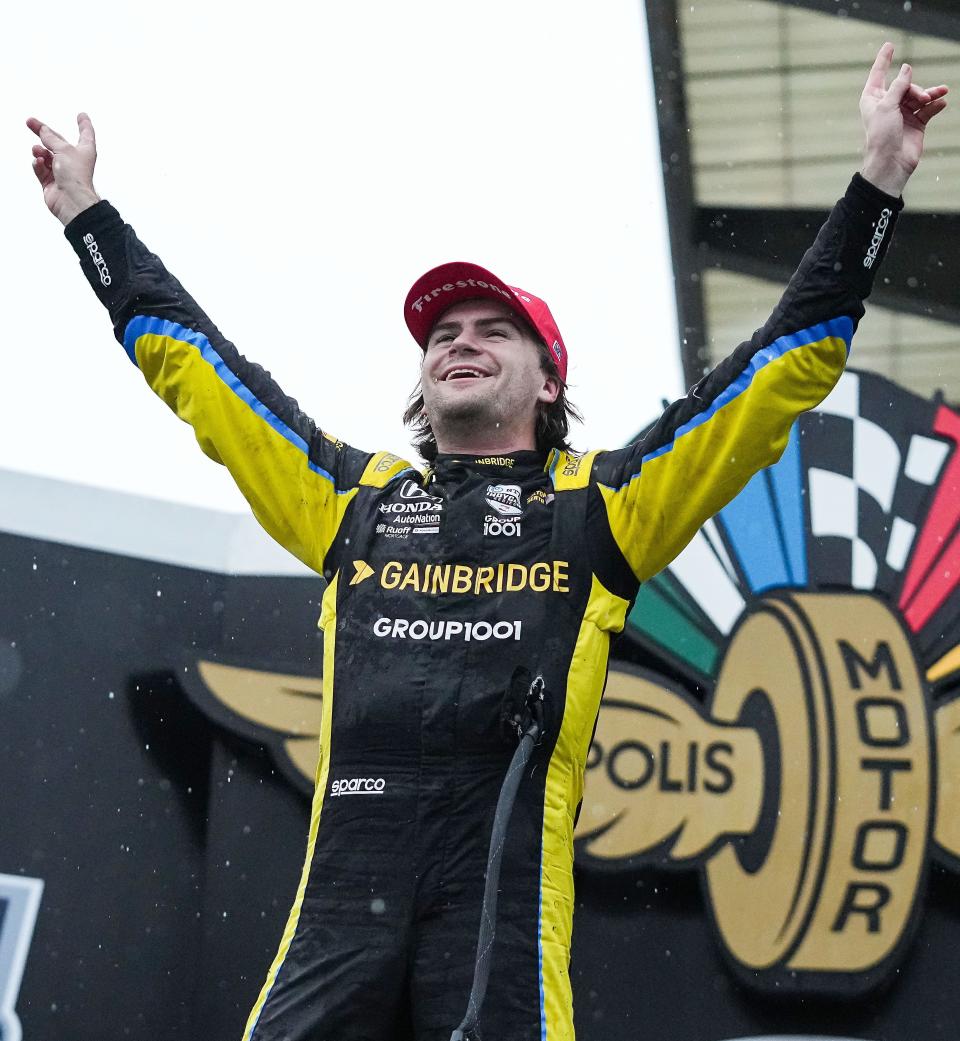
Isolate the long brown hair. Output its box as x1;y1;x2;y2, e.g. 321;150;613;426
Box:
402;339;581;463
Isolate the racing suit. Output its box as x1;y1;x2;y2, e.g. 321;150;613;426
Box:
65;173;902;1041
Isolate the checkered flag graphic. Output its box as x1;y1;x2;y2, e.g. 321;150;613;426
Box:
804;371;949;593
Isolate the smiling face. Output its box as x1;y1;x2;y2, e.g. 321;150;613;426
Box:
419;298;560;455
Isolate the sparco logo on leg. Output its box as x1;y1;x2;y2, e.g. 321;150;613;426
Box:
82;233;112;286
331;777;386;796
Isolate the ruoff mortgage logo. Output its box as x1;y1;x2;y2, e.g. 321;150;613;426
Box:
576;369;960;995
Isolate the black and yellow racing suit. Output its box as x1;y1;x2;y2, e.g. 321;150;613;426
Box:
65;173;901;1041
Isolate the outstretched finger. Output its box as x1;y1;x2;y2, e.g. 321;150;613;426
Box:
886;62;914;106
915;97;948;125
865;41;895;93
26;117;69;151
77;111;96;148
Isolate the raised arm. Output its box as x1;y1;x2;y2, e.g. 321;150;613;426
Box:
26;114;412;574
590;43;948;586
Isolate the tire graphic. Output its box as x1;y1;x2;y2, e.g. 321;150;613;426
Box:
706;593;932;987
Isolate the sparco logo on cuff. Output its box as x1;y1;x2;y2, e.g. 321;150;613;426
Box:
863;208;893;269
82;233;112;286
330;777;386;796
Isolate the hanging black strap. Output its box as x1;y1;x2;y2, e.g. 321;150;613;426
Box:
449;676;545;1041
450;472;590;1040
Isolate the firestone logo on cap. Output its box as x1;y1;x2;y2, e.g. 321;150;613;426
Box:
410;278;528;315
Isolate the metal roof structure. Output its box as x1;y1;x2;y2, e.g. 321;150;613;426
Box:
645;0;960;398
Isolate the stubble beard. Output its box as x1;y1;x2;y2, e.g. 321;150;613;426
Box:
429;391;506;447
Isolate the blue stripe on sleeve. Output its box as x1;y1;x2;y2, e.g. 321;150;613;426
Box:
618;316;853;486
124;315;338;487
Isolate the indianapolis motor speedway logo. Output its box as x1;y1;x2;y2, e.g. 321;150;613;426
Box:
185;369;960;997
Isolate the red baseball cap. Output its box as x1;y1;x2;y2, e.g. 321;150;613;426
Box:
403;261;569;381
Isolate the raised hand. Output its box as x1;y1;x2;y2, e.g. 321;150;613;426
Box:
860;42;949;197
26;112;101;226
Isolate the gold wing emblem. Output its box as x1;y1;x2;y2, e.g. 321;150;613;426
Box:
195;660;322;793
575;665;762;865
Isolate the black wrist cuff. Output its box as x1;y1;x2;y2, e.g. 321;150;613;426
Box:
835;173;903;298
64;200;126;308
64;200;122;249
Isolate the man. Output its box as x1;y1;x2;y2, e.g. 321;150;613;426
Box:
27;43;947;1041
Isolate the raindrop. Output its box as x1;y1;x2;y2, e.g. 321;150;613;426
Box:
0;641;23;698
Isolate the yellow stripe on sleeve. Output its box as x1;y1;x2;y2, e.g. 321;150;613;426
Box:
134;331;356;573
600;333;847;583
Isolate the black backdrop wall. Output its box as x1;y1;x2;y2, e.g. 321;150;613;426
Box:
1;466;959;1041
